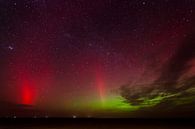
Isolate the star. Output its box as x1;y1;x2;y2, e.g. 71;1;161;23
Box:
8;45;14;50
142;1;146;5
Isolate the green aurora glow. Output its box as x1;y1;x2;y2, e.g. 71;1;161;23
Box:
68;84;195;114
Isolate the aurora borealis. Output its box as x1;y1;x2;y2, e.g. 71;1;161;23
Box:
0;0;195;117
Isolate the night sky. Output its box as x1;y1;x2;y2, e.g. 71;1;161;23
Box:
0;0;195;117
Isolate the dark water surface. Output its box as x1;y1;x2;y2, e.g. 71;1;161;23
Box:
0;118;194;129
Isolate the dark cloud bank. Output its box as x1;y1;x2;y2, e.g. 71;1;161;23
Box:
119;26;195;113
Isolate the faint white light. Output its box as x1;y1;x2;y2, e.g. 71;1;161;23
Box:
73;115;77;118
8;46;14;50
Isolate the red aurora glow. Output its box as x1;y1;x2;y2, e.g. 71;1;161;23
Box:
21;80;35;105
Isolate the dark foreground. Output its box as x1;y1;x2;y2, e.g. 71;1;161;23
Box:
0;118;195;129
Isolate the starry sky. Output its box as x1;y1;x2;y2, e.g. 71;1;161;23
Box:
0;0;195;117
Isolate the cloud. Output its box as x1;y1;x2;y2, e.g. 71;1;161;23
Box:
119;26;195;110
154;28;195;92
